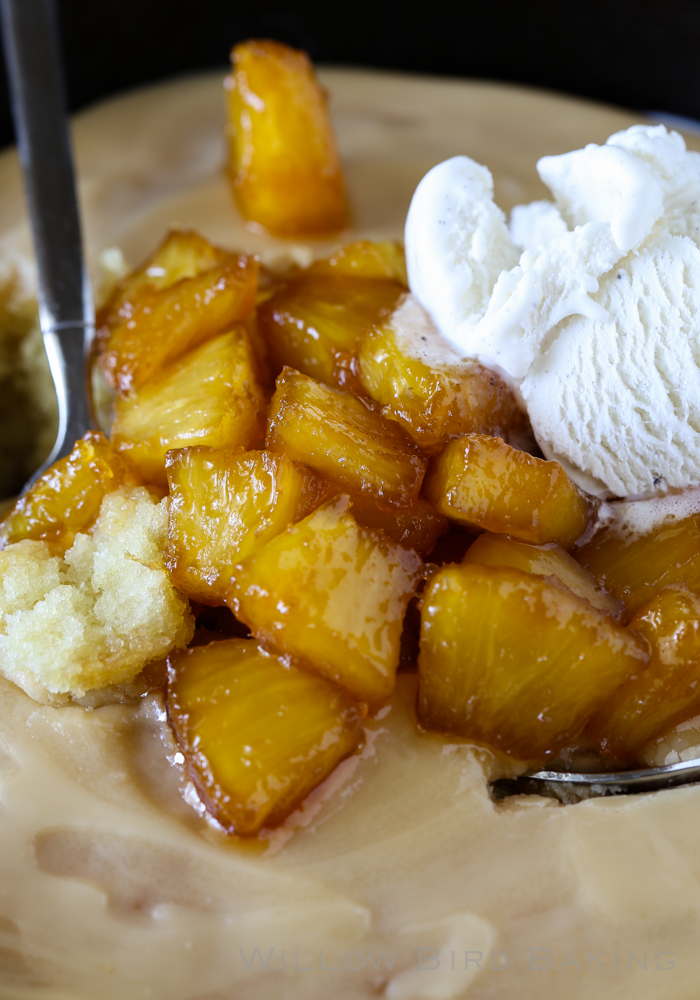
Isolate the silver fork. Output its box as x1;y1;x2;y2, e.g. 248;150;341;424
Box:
0;0;93;493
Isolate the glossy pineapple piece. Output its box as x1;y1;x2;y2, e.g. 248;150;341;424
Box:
0;431;140;553
333;489;448;555
424;433;592;549
229;497;423;706
167;638;364;835
587;586;700;762
464;532;623;618
98;254;258;395
358;295;523;452
226;40;349;236
418;562;647;761
111;328;266;486
166;447;328;604
96;228;242;356
306;240;408;285
575;489;700;620
258;273;404;390
266;368;427;507
98;229;231;325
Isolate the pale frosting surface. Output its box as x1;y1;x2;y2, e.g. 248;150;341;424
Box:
0;70;699;1000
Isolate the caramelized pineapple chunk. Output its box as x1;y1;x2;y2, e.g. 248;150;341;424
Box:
575;490;700;619
306;240;408;285
229;497;423;706
98;255;258;395
359;295;523;452
98;229;231;324
258;273;404;389
111;329;266;486
267;369;427;507
226;40;349;236
0;431;140;553
424;433;592;548
418;563;647;761
464;532;623;618
167;638;364;835
166;447;328;604
344;490;448;555
587;586;700;762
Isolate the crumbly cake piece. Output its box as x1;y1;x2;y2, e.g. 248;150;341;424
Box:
0;486;193;702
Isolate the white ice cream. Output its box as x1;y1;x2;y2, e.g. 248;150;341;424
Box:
406;125;700;498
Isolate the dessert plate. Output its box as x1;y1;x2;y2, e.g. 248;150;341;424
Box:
0;69;698;1000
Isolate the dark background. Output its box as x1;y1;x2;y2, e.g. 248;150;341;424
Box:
0;0;699;147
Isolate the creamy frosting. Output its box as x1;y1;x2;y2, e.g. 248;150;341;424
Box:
1;70;700;1000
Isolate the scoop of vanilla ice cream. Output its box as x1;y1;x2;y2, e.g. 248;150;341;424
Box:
406;125;700;498
405;156;519;339
509;201;568;251
537;141;664;253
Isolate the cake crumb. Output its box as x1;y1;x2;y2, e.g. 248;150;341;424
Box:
0;486;193;703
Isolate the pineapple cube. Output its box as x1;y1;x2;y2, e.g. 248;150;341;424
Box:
336;489;448;555
258;273;404;390
418;562;647;761
266;368;427;507
0;431;140;553
575;490;700;619
110;328;266;486
226;40;349;236
464;532;623;618
228;497;423;706
587;586;700;762
166;447;328;605
306;240;408;285
424;433;592;549
167;638;364;835
98;254;258;395
358;295;523;452
97;229;231;325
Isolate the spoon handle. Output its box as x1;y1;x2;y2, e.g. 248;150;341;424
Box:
0;0;93;490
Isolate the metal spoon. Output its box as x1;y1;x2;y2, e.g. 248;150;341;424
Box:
0;0;93;493
491;757;700;803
